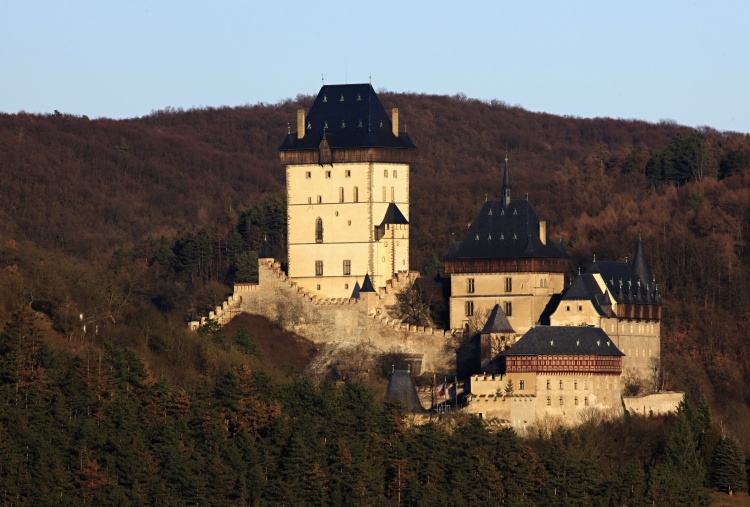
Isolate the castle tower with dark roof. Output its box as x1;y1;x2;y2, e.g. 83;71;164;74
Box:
279;84;415;298
444;157;569;334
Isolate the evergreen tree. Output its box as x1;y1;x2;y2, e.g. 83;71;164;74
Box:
711;436;747;495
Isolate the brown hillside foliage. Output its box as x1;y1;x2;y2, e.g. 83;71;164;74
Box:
1;93;750;437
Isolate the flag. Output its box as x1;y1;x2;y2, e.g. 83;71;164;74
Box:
437;383;445;397
448;384;456;398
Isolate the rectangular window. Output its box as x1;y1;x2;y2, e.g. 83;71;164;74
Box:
315;261;323;277
519;380;525;390
467;278;475;293
353;187;359;202
465;301;474;317
325;171;331;178
546;379;551;390
584;397;589;406
382;187;386;201
559;380;563;389
559;396;563;406
578;305;583;311
305;171;311;179
393;170;398;178
384;169;388;178
391;187;395;202
575;396;579;406
574;380;578;390
504;302;512;317
339;187;344;203
343;260;351;275
345;170;351;177
505;277;512;292
584;380;588;390
317;195;322;204
547;396;551;406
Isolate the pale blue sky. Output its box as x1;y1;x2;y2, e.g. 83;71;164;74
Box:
2;1;748;132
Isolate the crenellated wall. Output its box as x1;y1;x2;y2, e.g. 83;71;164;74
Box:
191;259;456;372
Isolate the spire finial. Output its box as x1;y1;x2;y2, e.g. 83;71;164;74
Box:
501;153;512;207
287;122;290;135
593;253;596;262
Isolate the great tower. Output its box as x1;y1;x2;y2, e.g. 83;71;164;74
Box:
279;84;415;298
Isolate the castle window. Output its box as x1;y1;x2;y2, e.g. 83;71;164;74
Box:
547;396;551;406
384;170;388;178
584;396;589;406
559;396;563;406
348;220;352;226
391;187;395;202
317;195;322;204
315;261;323;277
393;170;397;178
325;171;331;178
343;260;351;275
465;301;474;317
382;187;386;201
504;302;512;317
584;380;588;390
308;197;312;204
345;283;349;290
505;277;512;292
467;278;475;293
339;187;344;203
574;396;579;406
353;187;359;202
317;284;321;290
574;380;578;390
345;170;351;177
305;171;311;179
578;305;582;311
519;380;525;390
559;380;563;389
566;305;570;311
546;379;551;390
315;218;323;243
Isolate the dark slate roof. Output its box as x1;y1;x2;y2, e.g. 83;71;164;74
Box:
279;84;415;151
359;273;376;293
378;202;409;226
481;304;515;334
632;238;655;285
445;199;569;260
385;370;427;413
500;326;624;357
589;259;660;306
562;273;602;301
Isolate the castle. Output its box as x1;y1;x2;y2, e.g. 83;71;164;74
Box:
193;83;680;432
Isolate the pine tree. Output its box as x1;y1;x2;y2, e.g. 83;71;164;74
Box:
711;436;747;495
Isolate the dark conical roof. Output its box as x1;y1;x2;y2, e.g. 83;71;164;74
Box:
632;238;655;285
359;273;376;293
378;202;409;226
385;370;427;413
259;235;271;259
481;304;515;334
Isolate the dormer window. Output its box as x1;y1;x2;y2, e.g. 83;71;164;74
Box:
323;94;327;102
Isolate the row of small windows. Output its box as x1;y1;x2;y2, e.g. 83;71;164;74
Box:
307;186;397;204
547;396;589;406
314;260;353;277
304;169;398;179
465;277;512;293
547;379;589;390
465;301;512;317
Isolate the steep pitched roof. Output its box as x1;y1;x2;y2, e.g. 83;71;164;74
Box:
632;238;655;286
481;304;516;334
385;370;427;413
560;274;609;316
279;84;415;151
359;273;376;293
378;202;409;226
445;199;568;260
501;326;624;357
589;259;660;306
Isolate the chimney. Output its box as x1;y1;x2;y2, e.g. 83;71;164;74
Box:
391;108;399;136
539;221;547;245
297;109;305;139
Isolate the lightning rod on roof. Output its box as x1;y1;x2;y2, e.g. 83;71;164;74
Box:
321;74;324;85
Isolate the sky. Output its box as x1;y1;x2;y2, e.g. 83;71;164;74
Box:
2;1;748;133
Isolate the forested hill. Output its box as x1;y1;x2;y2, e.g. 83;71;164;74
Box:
1;94;750;429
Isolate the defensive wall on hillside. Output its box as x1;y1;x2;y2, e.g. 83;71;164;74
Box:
192;259;456;373
623;392;684;416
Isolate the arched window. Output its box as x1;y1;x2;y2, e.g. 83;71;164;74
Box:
315;217;323;243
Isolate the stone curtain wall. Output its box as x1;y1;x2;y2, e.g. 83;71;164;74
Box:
199;259;456;372
623;392;683;416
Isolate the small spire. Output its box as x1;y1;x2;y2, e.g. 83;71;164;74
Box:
501;153;512;208
321;73;324;85
593;253;596;262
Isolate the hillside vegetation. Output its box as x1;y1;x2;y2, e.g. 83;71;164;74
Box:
1;92;750;501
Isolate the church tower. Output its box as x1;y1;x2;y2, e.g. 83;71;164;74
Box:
279;84;416;298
